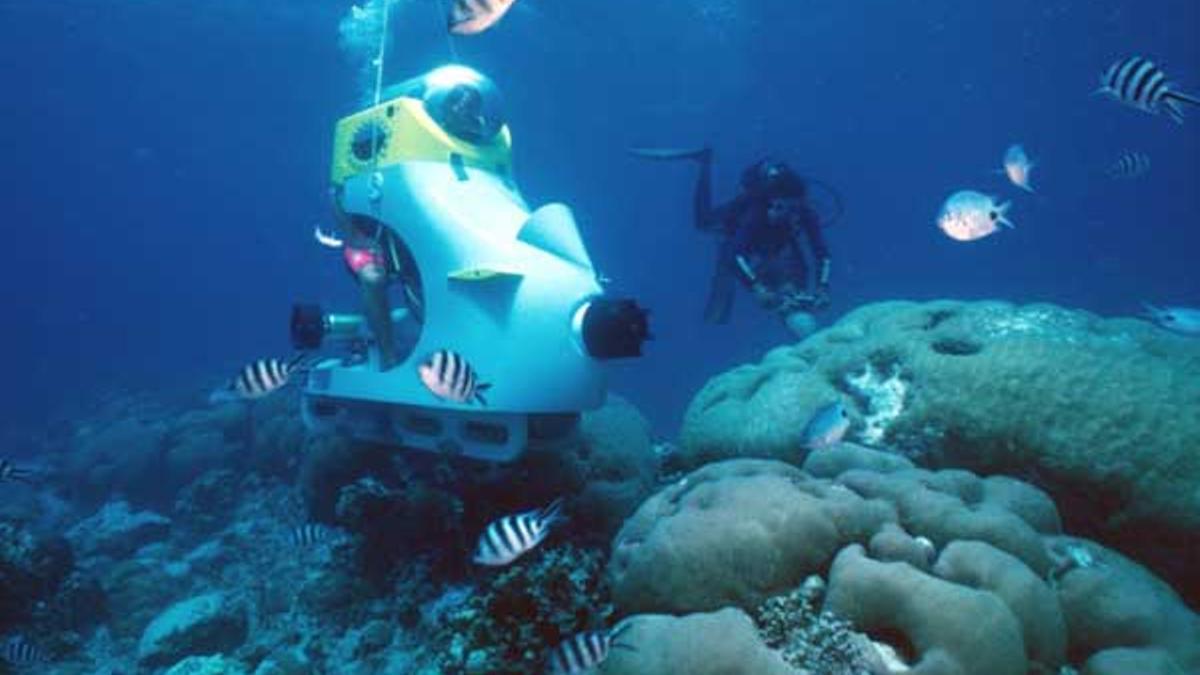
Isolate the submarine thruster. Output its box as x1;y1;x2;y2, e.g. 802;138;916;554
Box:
293;65;650;462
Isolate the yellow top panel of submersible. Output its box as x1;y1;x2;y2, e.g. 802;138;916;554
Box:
330;97;513;186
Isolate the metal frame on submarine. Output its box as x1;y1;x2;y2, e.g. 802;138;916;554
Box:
291;65;650;463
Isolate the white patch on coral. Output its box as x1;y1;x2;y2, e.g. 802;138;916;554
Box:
871;640;912;672
846;365;908;445
914;536;936;565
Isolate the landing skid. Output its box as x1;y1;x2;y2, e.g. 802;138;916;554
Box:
301;394;580;462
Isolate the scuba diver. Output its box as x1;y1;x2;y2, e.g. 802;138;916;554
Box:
634;147;833;338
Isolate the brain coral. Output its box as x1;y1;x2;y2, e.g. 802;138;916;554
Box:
607;446;1200;674
677;300;1200;601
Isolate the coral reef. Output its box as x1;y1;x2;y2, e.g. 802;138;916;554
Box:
174;470;250;537
677;300;1200;600
432;544;611;674
12;339;1198;675
0;519;75;633
608;446;1200;674
295;394;656;580
163;654;249;675
603;608;796;675
66;501;171;559
4;388;649;673
1049;535;1200;673
754;577;884;674
54;391;305;511
137;592;249;669
609;459;892;615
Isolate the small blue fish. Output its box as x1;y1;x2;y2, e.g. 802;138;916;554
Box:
801;401;851;450
1143;303;1200;336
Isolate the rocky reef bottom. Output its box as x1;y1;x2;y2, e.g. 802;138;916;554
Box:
1;389;1197;674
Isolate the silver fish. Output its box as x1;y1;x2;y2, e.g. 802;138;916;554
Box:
1097;55;1199;124
937;190;1014;242
1143;303;1200;336
418;350;491;406
473;498;564;566
546;622;635;674
210;355;309;404
801;401;851;450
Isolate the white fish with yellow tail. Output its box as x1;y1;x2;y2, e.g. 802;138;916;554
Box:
1001;144;1035;192
937;190;1014;242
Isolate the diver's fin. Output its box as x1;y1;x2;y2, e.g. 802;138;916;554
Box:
517;203;592;268
627;146;711;161
448;267;524;282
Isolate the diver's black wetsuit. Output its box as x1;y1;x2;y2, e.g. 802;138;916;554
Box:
693;155;832;323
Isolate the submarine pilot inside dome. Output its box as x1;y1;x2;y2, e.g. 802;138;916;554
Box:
293;65;650;463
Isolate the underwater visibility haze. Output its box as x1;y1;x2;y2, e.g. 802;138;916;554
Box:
1;0;1198;673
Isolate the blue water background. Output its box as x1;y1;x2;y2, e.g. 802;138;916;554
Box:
2;0;1197;440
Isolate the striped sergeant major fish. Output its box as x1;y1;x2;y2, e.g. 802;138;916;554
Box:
1106;151;1151;179
0;459;34;484
418;350;491;406
209;354;312;404
473;498;565;566
1;635;47;666
448;0;517;36
1097;55;1200;124
292;523;339;548
546;622;636;675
